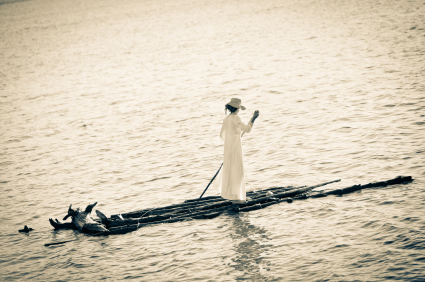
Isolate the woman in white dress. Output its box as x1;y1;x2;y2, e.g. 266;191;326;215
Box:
215;98;259;203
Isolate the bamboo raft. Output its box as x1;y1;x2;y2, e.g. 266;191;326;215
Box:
96;175;412;235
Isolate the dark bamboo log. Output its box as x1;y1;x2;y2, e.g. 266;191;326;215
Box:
237;199;282;212
108;200;233;227
318;175;412;197
107;207;229;234
234;179;341;210
234;176;413;213
108;205;231;228
118;198;228;219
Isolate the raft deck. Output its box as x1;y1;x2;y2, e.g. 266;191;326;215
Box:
100;176;413;235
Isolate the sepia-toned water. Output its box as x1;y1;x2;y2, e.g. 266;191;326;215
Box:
1;0;424;280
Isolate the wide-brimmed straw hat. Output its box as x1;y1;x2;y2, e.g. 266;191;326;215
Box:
226;98;246;110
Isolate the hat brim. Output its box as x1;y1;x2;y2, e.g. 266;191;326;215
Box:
226;103;246;110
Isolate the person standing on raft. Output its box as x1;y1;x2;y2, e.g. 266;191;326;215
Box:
214;98;259;203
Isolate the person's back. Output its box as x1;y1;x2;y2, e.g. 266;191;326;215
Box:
221;114;251;141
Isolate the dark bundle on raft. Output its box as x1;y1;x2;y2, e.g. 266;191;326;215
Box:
98;175;412;235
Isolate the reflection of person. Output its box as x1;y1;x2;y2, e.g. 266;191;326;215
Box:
215;98;259;203
229;214;271;279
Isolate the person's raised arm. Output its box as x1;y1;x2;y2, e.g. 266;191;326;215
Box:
251;110;259;124
237;110;260;135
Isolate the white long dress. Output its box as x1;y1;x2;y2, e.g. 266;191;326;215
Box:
214;113;253;201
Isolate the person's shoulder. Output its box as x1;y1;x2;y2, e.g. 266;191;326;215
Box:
228;115;241;125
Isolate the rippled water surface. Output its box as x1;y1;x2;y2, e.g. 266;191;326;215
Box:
1;0;424;280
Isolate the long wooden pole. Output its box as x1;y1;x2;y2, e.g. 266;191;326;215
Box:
199;163;223;198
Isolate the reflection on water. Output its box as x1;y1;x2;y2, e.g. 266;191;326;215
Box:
228;212;274;280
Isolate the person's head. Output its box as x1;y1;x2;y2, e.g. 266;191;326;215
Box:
226;104;239;114
225;98;245;115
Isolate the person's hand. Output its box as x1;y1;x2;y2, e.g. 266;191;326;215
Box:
252;110;259;120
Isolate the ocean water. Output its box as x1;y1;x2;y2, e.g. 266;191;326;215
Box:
1;0;424;280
